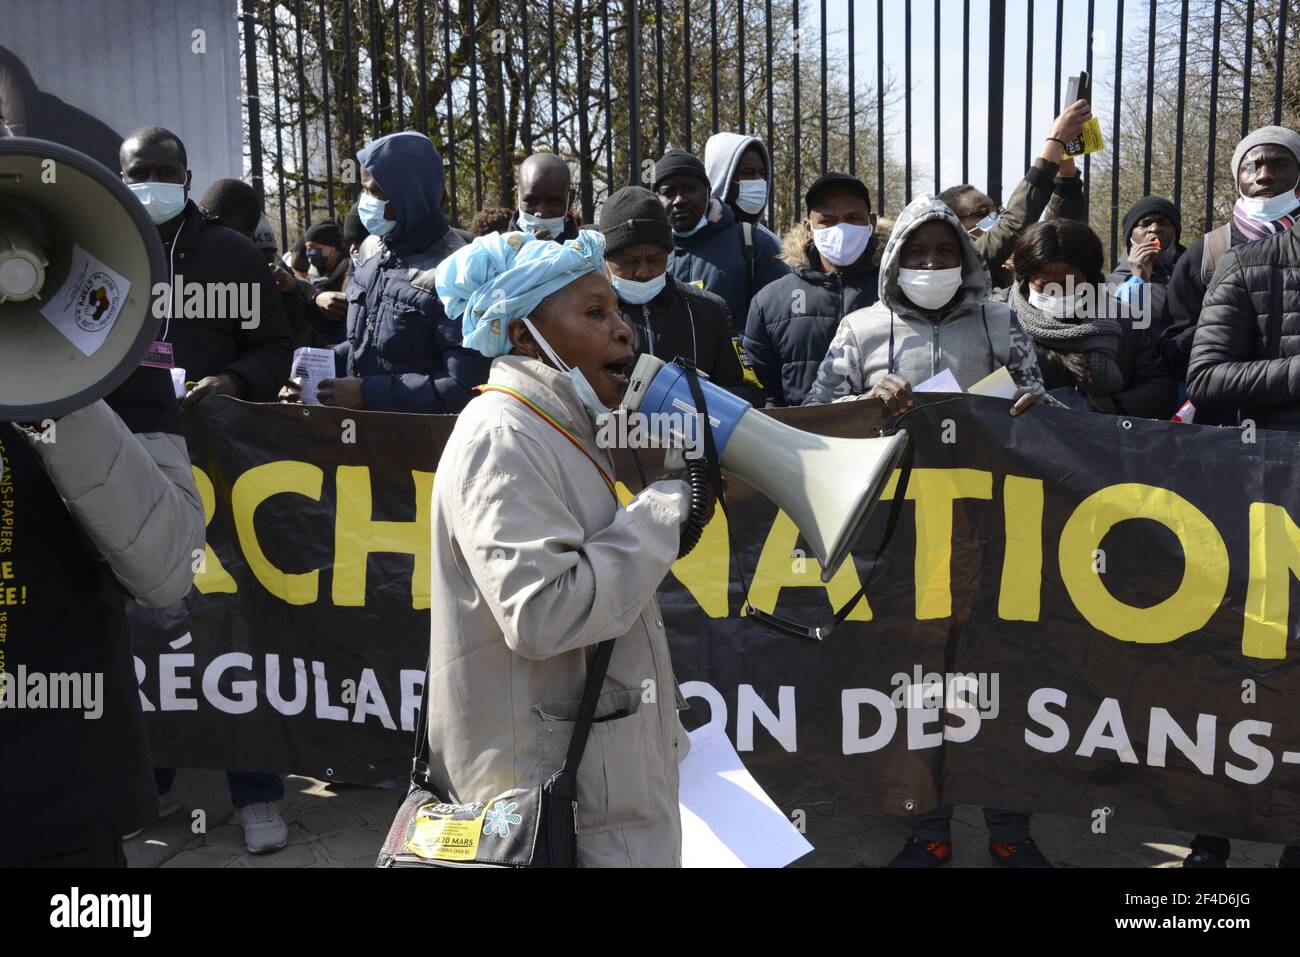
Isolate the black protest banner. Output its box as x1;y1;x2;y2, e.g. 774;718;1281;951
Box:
135;395;1300;843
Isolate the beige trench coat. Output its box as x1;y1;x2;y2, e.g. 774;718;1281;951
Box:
426;354;691;867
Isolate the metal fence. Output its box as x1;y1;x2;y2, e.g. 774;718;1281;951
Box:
238;0;1294;267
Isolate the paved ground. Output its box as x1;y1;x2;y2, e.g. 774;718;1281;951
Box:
124;770;1283;868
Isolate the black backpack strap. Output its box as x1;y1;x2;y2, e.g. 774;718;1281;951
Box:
741;221;758;287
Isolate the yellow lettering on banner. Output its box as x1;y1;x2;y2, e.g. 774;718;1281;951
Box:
616;482;732;618
999;475;1044;621
1058;483;1228;644
895;468;994;620
744;510;872;621
231;462;323;605
191;466;237;594
1243;502;1300;660
333;467;433;609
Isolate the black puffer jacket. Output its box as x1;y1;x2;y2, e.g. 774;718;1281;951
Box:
163;201;294;401
619;276;760;402
742;237;879;406
1161;222;1253;383
1187;227;1300;429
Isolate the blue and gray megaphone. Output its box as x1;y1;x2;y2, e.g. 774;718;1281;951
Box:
621;354;910;583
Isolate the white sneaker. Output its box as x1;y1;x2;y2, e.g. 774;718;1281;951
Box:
124;798;182;840
238;801;288;854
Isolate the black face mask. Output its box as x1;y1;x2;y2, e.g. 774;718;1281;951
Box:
306;248;329;271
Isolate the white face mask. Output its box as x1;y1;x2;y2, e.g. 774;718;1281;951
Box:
520;317;611;419
1028;288;1080;318
609;271;667;305
128;181;187;225
673;212;709;238
735;179;768;215
897;266;963;310
517;208;567;239
811;222;874;267
1238;184;1300;223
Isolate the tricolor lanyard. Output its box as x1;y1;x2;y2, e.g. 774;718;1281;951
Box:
476;385;617;501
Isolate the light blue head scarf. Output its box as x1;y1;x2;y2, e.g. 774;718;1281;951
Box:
435;229;607;357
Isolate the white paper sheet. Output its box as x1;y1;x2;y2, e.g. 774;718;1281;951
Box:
679;722;813;868
968;365;1019;399
914;367;961;393
39;245;131;357
290;347;337;405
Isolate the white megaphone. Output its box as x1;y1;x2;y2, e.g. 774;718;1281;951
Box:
622;354;910;583
0;137;167;421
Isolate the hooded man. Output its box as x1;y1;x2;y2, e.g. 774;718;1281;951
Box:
120;127;293;406
430;229;699;867
599;185;756;400
744;172;881;406
1105;196;1185;333
1164;125;1300;392
704;132;773;225
509;152;580;242
655;148;789;336
309;131;490;412
803;193;1045;420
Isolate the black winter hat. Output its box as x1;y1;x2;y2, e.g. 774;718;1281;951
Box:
805;172;872;211
652;149;710;190
1122;196;1181;247
304;218;344;249
600;186;674;254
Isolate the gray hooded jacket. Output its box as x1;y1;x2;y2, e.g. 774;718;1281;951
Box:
803;194;1045;403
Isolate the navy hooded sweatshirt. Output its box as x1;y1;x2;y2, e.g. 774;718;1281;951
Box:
336;132;490;412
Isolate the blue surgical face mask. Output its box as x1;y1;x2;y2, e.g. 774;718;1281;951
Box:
735;178;768;215
609;271;667;305
673;212;709;238
1238;183;1300;223
517;208;568;239
357;192;396;237
521;317;611;420
974;209;1002;233
128;181;187;225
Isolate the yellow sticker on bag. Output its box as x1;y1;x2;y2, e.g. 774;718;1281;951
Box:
1065;116;1105;158
407;801;487;861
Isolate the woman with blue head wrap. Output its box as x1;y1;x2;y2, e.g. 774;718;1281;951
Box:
425;228;696;868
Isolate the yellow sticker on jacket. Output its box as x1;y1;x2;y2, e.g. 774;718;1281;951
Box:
407;801;487;861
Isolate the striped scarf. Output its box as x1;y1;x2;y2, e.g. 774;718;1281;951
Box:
1232;198;1300;242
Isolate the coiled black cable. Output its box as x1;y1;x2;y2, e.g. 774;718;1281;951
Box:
677;456;712;558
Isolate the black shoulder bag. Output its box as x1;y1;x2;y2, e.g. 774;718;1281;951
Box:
376;640;614;868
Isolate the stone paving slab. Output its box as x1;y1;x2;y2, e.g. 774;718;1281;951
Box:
124;770;1281;868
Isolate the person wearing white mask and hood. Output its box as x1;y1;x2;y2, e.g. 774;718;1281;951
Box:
599;185;758;400
803;193;1044;418
744;173;881;405
704;131;774;227
508;151;580;242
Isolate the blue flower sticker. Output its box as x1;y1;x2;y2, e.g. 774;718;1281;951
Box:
483;800;523;839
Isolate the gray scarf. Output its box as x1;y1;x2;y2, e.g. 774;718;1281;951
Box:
1009;284;1125;396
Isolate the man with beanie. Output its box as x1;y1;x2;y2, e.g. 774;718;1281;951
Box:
301;218;351;344
1106;196;1185;333
600;185;755;399
654;148;789;336
1164;125;1300;395
199;178;263;237
743;172;880;406
283;131;490;412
